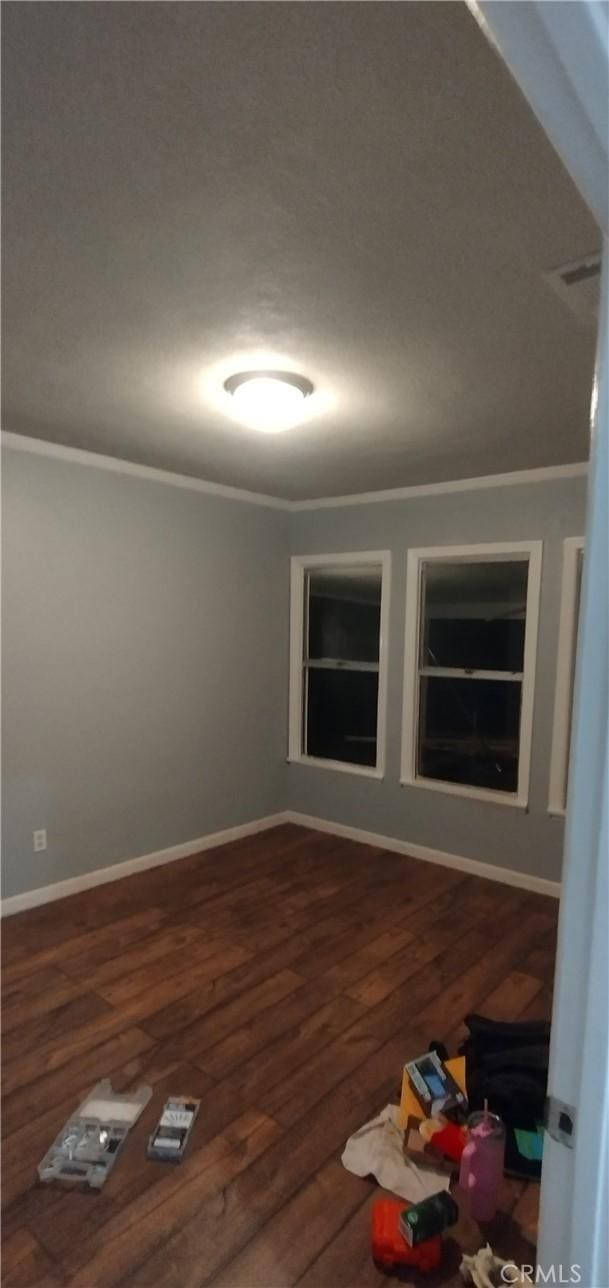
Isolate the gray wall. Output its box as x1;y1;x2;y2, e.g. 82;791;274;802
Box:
287;476;588;884
2;448;288;898
1;448;587;900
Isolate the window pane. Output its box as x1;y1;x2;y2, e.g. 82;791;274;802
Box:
307;566;381;663
421;560;528;671
417;675;521;793
305;668;379;766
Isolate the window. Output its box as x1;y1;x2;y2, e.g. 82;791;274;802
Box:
288;552;390;777
401;542;543;805
548;537;584;815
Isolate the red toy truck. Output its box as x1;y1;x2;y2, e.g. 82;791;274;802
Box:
371;1198;442;1271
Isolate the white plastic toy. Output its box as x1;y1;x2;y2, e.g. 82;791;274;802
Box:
460;1243;534;1288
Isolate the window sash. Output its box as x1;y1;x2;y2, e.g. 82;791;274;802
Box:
416;673;523;792
289;551;391;778
302;660;381;758
401;541;543;806
418;665;523;681
303;665;380;767
304;658;380;673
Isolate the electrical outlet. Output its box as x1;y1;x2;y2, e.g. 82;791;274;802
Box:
33;829;47;852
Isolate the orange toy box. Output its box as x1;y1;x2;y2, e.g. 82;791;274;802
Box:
399;1055;468;1128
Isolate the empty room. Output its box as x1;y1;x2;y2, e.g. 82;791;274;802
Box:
2;2;608;1287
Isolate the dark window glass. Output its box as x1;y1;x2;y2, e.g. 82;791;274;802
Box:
417;676;522;793
306;669;378;766
307;568;381;663
421;560;528;672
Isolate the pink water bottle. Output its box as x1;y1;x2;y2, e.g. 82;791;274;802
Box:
459;1106;505;1222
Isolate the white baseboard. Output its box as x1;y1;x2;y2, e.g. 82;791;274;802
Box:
0;812;290;917
285;810;561;898
1;806;560;915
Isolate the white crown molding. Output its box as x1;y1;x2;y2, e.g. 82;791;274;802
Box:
0;432;288;511
0;812;290;916
2;431;587;512
284;811;561;898
289;462;588;510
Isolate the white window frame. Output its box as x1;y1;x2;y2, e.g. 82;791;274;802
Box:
400;540;543;808
548;536;585;816
288;550;391;779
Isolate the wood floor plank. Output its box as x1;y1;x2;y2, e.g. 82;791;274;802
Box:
3;943;259;1095
1;965;70;1005
221;910;352;956
285;874;467;982
444;969;545;1049
145;968;308;1065
257;1011;424;1129
510;1179;541;1245
59;921;216;986
0;823;318;971
330;861;469;926
1;908;166;980
196;977;338;1080
1;975;86;1034
440;968;545;1051
0;1228;41;1276
1;990;115;1065
343;885;513;1007
171;834;362;924
256;904;535;1128
97;938;252;1007
210;1158;369;1288
476;970;544;1021
1;1027;155;1140
0;1049;195;1239
520;984;554;1022
2;1011;144;1096
65;1112;282;1288
141;912;351;1041
0;1238;60;1288
417;911;554;1039
120;1033;414;1288
201;993;367;1103
28;1063;216;1278
323;880;494;989
0;824;559;1288
296;1194;375;1288
521;930;559;985
317;925;416;990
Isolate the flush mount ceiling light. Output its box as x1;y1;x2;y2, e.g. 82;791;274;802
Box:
223;370;314;432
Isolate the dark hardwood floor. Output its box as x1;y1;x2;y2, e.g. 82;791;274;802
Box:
1;823;558;1287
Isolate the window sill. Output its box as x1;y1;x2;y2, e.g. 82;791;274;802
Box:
287;755;384;781
400;774;528;809
548;804;566;818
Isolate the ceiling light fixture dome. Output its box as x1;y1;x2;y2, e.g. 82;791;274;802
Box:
224;370;314;432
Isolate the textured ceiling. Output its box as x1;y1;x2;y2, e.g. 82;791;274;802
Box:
2;1;600;500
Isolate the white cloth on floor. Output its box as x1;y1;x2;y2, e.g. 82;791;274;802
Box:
341;1104;451;1202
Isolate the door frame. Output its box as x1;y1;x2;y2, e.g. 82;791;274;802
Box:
468;3;608;1283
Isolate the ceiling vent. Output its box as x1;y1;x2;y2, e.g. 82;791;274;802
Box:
544;252;602;325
